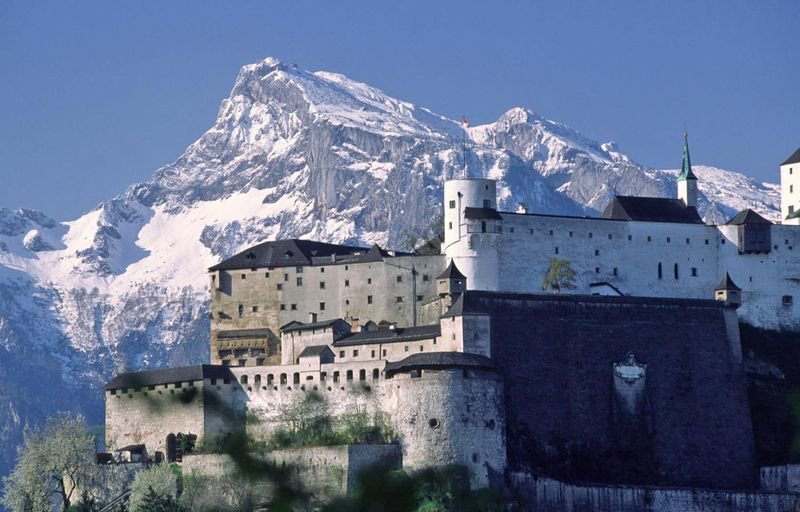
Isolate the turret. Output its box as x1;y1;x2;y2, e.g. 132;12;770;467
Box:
677;132;698;208
780;147;800;225
715;272;742;309
436;260;466;307
442;178;500;291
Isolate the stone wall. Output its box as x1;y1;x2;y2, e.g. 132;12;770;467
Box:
480;292;755;489
182;444;401;502
511;473;800;512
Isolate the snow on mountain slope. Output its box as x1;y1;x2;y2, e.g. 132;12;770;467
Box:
0;56;783;482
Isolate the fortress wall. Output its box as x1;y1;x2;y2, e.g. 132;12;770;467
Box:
496;213;719;298
483;293;754;489
510;473;800;512
718;224;800;329
105;381;209;454
384;368;506;488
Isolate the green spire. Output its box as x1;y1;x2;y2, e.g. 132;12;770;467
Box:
678;131;697;181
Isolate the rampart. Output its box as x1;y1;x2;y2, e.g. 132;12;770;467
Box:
510;473;800;512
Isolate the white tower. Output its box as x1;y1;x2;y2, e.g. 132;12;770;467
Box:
677;132;698;208
780;148;800;225
442;178;500;291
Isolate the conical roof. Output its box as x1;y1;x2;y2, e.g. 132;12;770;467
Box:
677;132;697;181
436;260;466;280
715;272;741;292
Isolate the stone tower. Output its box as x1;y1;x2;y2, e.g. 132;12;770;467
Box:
715;272;742;309
780;148;800;225
442;177;500;291
677;132;698;208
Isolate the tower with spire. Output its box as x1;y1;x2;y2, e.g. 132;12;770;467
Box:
677;131;698;208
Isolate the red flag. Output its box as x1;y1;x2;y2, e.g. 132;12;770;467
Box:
462;117;470;128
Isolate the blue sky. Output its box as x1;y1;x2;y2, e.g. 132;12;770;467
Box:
1;1;798;220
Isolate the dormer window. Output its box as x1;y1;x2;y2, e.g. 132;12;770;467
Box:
246;252;256;260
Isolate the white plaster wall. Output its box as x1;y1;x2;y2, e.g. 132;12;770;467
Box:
781;162;800;222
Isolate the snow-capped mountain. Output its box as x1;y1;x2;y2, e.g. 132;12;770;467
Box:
0;57;781;479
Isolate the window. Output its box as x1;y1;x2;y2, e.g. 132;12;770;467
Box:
691;267;698;277
353;350;359;357
686;238;690;244
674;263;679;280
280;304;286;311
283;273;289;281
783;295;793;306
647;236;652;242
320;302;326;311
482;221;487;233
608;234;613;240
705;239;709;245
554;247;559;254
238;305;244;318
264;272;270;278
569;231;573;237
416;295;423;302
510;227;515;233
666;237;671;243
422;274;430;282
367;295;373;304
589;232;593;238
345;279;350;287
290;304;297;311
277;283;283;290
595;249;600;256
627;235;632;241
346;370;353;381
367;278;372;284
320;267;325;273
658;263;663;280
613;267;618;276
595;267;600;273
371;350;375;358
339;350;346;358
252;306;258;313
345;299;350;305
549;229;553;235
240;375;248;385
405;346;409;352
382;349;387;356
296;266;303;273
296;277;303;286
449;200;456;209
319;281;326;289
396;275;403;283
238;359;246;367
483;199;491;208
396;296;404;303
359;369;366;381
241;274;246;280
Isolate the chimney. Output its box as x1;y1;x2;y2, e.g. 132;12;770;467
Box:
388;323;396;331
351;317;360;332
330;254;336;263
308;312;318;323
516;203;528;214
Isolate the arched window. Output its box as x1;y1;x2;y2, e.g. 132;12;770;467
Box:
346;370;353;381
657;262;663;280
267;374;274;386
674;263;679;280
333;371;340;383
238;305;244;318
372;369;380;381
293;373;300;385
254;375;261;385
240;375;248;385
280;373;287;385
359;369;366;381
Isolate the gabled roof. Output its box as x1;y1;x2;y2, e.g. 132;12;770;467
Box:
208;239;370;271
281;319;351;338
601;196;704;224
334;324;441;347
464;207;503;221
105;365;233;391
384;352;498;377
298;345;335;358
726;209;772;225
436;260;466;280
782;148;800;166
715;272;741;292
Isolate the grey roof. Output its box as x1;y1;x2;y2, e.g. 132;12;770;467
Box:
105;365;233;391
384;352;498;377
464;207;503;221
216;328;272;340
334;324;441;347
715;272;742;291
208;239;414;271
436;260;466;280
589;281;625;296
298;345;334;358
281;318;350;335
782;148;800;166
601;196;704;224
726;209;773;225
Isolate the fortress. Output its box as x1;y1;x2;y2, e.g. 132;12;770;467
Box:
105;142;800;493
